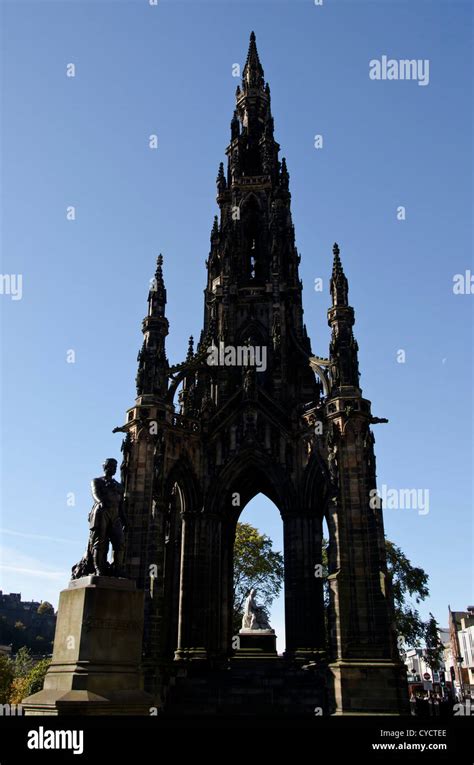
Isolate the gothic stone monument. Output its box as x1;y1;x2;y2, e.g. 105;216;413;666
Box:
114;32;408;716
29;32;409;716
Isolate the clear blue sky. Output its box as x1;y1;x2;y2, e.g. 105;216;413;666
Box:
1;0;472;651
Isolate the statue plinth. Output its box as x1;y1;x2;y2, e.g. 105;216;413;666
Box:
22;577;153;715
237;628;277;656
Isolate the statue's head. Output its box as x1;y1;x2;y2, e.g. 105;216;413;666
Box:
250;588;256;597
103;458;118;477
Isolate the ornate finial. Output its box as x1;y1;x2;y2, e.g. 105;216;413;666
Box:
330;243;348;306
217;162;226;192
231;109;240;140
148;253;167;316
211;215;219;240
243;30;264;89
186;335;194;361
281;157;289;189
153;253;165;289
332;243;344;277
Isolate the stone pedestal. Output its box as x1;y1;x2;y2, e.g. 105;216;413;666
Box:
22;577;153;715
164;657;328;716
329;659;410;715
236;629;277;656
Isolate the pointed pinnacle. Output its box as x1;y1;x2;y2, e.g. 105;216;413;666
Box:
243;31;264;88
149;253;166;311
280;157;289;190
230;108;240;139
332;243;344;275
155;253;164;284
330;243;349;306
186;335;194;360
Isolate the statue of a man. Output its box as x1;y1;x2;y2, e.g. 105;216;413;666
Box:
242;588;271;630
71;458;127;579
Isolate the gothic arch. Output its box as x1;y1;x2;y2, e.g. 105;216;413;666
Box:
240;194;266;280
301;452;330;518
164;456;201;513
239;191;262;213
205;447;295;520
235;318;268;347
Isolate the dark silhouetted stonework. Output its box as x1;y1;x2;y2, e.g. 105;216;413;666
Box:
117;33;409;716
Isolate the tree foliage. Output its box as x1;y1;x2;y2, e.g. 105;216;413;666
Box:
385;540;429;647
424;613;445;671
233;522;284;633
37;601;54;616
13;646;34;678
0;647;51;705
0;654;14;704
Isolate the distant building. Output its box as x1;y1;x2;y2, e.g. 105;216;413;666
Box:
447;606;474;695
0;591;56;653
404;607;474;698
0;591;43;626
404;628;450;687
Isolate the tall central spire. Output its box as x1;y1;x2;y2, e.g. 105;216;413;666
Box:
180;31;315;413
232;32;276;178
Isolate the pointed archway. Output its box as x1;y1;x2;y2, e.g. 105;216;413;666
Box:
233;493;285;652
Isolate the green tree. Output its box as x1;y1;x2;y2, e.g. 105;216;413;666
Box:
9;657;51;705
13;646;34;678
424;613;444;671
233;522;284;634
25;658;50;696
37;601;54;616
385;540;429;647
0;654;14;704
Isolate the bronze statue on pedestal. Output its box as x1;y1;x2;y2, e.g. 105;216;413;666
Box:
71;458;127;579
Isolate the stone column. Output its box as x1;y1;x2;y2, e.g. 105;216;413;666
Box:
326;406;409;714
174;513;223;660
283;513;326;660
